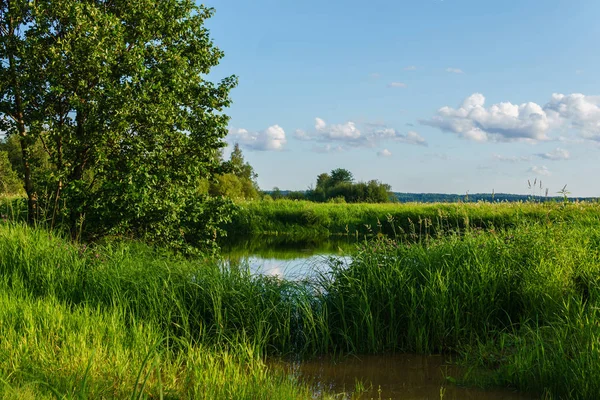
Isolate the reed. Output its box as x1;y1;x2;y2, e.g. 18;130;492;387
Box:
3;205;600;398
0;222;324;398
224;199;600;241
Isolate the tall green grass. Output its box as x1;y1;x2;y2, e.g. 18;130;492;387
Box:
315;221;600;399
320;222;599;353
225;199;600;240
0;290;315;399
0;222;323;355
3;204;600;398
0;222;324;398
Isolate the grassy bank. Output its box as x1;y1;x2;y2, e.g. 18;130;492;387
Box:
323;221;600;398
224;199;600;240
3;206;600;398
0;223;320;399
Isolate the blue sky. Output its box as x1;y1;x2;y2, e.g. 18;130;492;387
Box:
205;0;600;196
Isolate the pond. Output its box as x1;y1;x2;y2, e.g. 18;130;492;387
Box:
223;235;535;400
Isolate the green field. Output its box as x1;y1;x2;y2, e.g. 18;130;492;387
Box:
224;199;600;240
2;200;600;398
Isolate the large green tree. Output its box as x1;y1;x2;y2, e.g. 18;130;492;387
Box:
0;0;236;251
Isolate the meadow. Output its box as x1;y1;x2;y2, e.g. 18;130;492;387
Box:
2;199;600;398
224;199;600;240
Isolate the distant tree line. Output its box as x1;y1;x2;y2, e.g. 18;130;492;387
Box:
265;189;597;204
261;171;597;204
393;192;598;203
268;168;394;203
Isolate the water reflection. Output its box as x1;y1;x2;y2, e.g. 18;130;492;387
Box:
222;235;357;280
278;354;535;400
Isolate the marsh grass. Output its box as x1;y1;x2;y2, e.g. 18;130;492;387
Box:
315;220;600;399
0;222;325;399
0;290;315;399
224;199;600;241
3;201;600;398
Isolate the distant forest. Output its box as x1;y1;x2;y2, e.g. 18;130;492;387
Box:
265;190;598;203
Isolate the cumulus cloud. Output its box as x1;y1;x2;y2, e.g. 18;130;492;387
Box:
446;68;464;74
377;149;392;157
404;66;417;71
421;93;557;142
228;125;287;151
388;82;407;88
537;147;570;160
315;118;361;140
544;93;600;139
423;92;600;143
529;166;551;176
299;118;427;152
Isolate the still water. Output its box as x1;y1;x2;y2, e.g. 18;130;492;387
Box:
224;236;536;400
278;354;535;400
222;236;355;279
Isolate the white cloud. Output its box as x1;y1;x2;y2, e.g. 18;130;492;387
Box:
529;166;551;176
301;118;427;151
370;73;381;79
446;68;464;74
401;131;427;146
404;66;417;71
377;149;392;157
359;126;427;147
423;92;600;143
315;118;361;140
228;125;287;151
315;118;327;131
388;82;407;88
544;93;600;140
421;93;557;142
537;147;570;160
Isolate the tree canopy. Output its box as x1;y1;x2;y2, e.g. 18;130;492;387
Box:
0;0;236;252
330;168;354;186
208;143;260;200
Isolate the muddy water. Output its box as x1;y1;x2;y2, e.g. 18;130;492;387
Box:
278;354;536;400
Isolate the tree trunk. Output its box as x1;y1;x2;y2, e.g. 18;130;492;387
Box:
7;2;37;223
